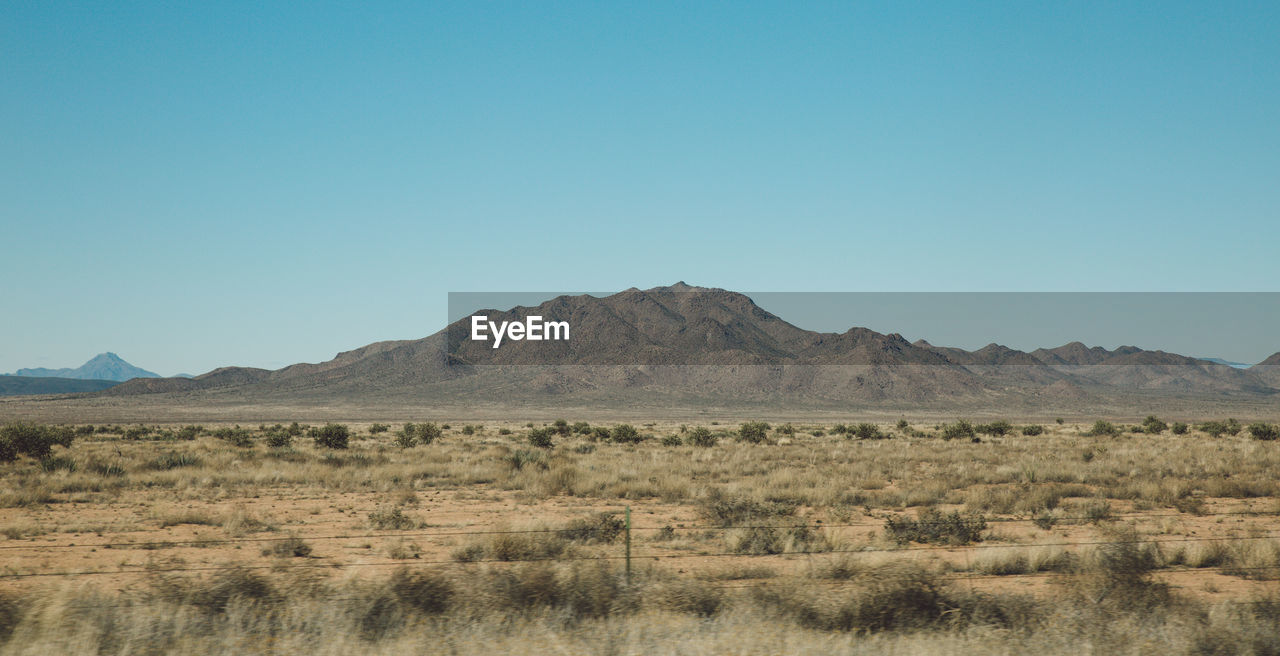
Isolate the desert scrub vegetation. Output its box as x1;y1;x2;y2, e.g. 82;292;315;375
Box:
0;422;74;461
884;509;987;545
310;423;350;449
4;552;1280;655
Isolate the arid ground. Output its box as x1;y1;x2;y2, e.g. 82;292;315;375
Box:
1;416;1279;654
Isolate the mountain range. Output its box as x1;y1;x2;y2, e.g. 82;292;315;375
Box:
72;283;1278;416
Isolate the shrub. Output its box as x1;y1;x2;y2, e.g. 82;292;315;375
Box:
940;420;975;440
311;423;350;449
610;424;642;444
571;422;591;435
394;431;416;448
560;513;625;543
832;424;849;436
552;419;571;436
264;430;293;448
976;420;1013;436
498;428;512;435
851;423;886;440
777;423;795;436
146;452;202;470
1021;424;1045;436
1249;423;1279;441
1084;420;1120;437
369;505;417;530
1142;415;1168;434
0;423;75;461
661;435;683;446
505;449;547;471
884;509;986;545
369;423;390;434
461;424;477;436
262;535;312;558
412;422;442;444
1171;421;1189;435
702;496;796;527
590;426;612;441
39;455;77;472
212;426;253;447
528;427;555;448
688;427;716;447
176;425;203;440
737;421;771;444
123;425;152;440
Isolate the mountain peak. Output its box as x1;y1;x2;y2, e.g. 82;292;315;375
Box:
12;353;159;382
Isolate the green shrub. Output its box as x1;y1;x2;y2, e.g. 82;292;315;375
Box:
610;424;642;444
369;423;390;434
1084;420;1120;437
264;430;293;448
394;431;416;448
851;423;886;440
123;425;153;440
660;435;683;446
1171;422;1189;435
1142;415;1168;434
311;424;350;449
976;420;1013;436
737;422;771;444
1021;424;1045;436
590;426;612;441
505;449;547;471
688;427;717;447
1248;423;1279;441
528;427;555;448
498;428;512;435
0;423;75;461
552;419;571;436
940;420;975;440
411;422;442;444
176;425;203;440
39;455;77;472
146;452;202;470
213;426;253;447
571;422;591;435
777;423;795;436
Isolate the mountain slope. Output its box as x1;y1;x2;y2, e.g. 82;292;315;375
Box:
0;375;120;396
14;353;159;381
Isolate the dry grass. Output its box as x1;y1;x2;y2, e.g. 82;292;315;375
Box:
2;419;1280;653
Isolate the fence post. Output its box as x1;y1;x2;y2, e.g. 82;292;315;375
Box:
625;505;632;585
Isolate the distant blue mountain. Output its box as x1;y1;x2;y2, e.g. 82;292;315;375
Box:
12;352;159;381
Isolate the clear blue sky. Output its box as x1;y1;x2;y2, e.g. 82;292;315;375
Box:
3;2;1278;375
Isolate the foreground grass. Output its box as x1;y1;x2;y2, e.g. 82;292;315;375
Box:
2;419;1279;653
1;557;1278;655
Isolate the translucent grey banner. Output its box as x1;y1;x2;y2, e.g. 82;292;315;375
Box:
445;289;1280;370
